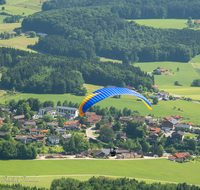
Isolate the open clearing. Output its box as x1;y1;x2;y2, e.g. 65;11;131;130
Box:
0;35;38;48
100;57;122;63
131;19;195;29
0;159;200;188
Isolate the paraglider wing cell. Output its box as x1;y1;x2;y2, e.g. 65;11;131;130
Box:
79;87;152;116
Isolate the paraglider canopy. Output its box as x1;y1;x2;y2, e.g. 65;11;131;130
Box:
79;87;152;117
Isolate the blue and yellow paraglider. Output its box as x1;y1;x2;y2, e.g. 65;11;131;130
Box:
79;87;152;116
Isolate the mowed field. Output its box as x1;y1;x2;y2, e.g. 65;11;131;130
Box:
0;159;200;188
134;61;200;97
1;86;200;124
131;19;193;29
0;35;38;48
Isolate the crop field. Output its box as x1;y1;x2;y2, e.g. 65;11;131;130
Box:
0;35;38;48
0;159;200;188
131;19;192;29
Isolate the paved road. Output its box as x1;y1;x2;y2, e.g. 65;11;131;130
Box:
86;126;108;145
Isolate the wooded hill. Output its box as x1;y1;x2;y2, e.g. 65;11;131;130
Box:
42;0;200;19
0;47;154;93
22;6;200;62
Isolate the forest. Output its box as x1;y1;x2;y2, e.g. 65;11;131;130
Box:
22;6;200;62
0;47;154;93
42;0;200;19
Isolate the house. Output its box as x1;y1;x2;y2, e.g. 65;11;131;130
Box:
24;31;31;36
64;123;80;130
13;115;25;120
116;149;130;154
39;107;54;115
32;134;45;141
62;134;72;142
153;68;167;74
161;118;178;130
152;85;159;89
125;86;135;90
0;132;8;138
115;132;127;141
146;132;159;142
158;91;169;100
81;150;107;158
16;135;29;143
24;121;36;127
56;106;79;118
86;114;103;125
147;127;161;133
48;136;60;145
145;116;152;121
119;117;132;124
171;130;184;141
47;121;59;127
171;115;182;119
29;128;41;135
1;108;10;112
107;85;116;88
175;124;191;131
148;119;160;126
36;32;48;37
85;112;96;117
56;128;66;134
168;152;189;162
187;122;195;126
133;117;145;123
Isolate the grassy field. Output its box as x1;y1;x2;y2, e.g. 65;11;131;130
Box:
184;133;198;138
0;35;38;48
100;57;122;63
0;23;21;32
131;19;194;29
134;61;200;98
1;90;200;124
0;159;200;188
0;4;39;16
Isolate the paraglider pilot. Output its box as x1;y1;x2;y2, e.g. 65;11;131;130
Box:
110;147;116;157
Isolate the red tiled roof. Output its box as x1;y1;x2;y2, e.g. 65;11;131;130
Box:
187;122;194;125
163;117;171;120
168;156;176;159
152;85;158;88
14;115;25;119
172;115;182;119
173;152;189;159
178;120;182;123
29;128;36;132
160;68;166;71
147;127;161;133
65;121;78;125
42;130;48;132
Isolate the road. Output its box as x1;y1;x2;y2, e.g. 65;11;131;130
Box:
86;126;108;145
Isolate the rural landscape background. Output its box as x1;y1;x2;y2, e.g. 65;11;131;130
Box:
0;0;200;189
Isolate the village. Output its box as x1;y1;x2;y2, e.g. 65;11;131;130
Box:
0;97;199;163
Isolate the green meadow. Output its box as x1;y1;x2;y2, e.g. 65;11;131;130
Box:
0;159;200;188
0;35;39;48
1;89;200;124
184;133;198;138
134;61;200;98
131;19;193;29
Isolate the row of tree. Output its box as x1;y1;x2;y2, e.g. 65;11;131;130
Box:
41;0;200;19
22;7;200;62
0;48;154;93
0;139;37;159
50;176;200;190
